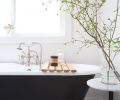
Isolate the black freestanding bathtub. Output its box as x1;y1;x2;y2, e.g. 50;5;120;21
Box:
0;63;100;100
0;75;94;100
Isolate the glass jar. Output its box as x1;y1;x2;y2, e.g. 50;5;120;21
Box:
49;56;58;66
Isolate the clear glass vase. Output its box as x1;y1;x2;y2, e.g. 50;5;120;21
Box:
100;52;120;85
101;67;120;85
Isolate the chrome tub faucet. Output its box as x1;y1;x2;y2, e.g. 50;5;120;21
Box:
17;42;42;68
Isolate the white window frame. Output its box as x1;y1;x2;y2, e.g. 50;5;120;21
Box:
0;0;73;44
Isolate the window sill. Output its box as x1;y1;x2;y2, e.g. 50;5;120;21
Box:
0;36;71;45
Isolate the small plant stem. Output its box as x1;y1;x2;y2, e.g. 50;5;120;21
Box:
111;0;120;39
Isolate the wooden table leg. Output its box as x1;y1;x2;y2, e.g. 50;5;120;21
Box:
109;91;113;100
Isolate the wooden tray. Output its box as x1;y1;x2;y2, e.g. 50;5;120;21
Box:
41;62;76;73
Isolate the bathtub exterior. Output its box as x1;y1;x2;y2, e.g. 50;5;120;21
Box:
0;75;94;100
0;63;100;100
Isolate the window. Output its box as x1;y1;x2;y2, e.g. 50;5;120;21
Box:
0;0;12;37
0;0;67;38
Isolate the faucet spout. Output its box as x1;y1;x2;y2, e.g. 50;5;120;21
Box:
17;42;25;50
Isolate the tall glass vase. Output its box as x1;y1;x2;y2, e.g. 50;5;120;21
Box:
101;67;120;85
101;54;120;85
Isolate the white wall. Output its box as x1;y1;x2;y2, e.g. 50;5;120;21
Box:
0;42;100;64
